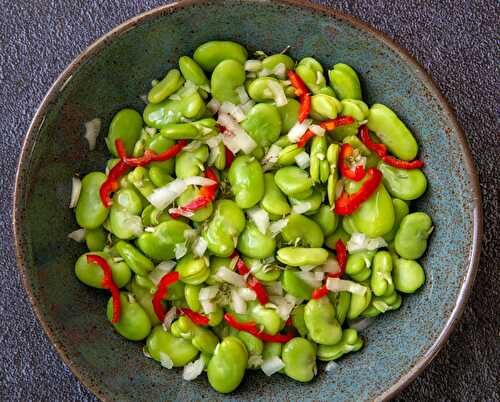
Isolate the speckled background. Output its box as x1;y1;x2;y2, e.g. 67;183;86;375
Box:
0;0;498;401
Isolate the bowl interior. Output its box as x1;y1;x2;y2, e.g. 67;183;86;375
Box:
14;1;480;400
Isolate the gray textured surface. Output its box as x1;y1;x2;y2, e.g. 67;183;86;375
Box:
0;0;498;401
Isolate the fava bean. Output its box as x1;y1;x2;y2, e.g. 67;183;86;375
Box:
309;94;342;121
179;56;209;88
241;103;282;147
317;328;363;361
75;251;131;289
367;104;418;161
311;205;337;236
107;108;143;156
260;172;291;217
278;99;300;133
193;41;248;72
207;336;248;393
371;251;394;297
277;247;328;267
137;220;191;261
378;161;427;200
176;254;210;285
304;297;342;345
274;166;314;196
281;269;314;300
107;292;151;341
75;172;109;229
237;221;276;259
393;257;425;293
211;59;246;104
383;198;410;242
148;69;185;104
394;212;433;259
282;337;317;382
328;63;362;100
84;227;107;251
146;325;199;366
228;155;264;209
115;240;154;276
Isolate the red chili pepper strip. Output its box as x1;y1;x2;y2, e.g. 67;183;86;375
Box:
99;160;130;208
179;308;210;326
86;255;121;323
319;116;355;131
169;167;219;219
339;143;366;181
121;139;188;167
298;92;311;123
229;250;250;275
247;276;269;305
311;284;329;300
287;70;308;97
359;125;386;158
333;240;347;277
335;167;382;215
296;129;316;148
224;146;235;168
381;155;424;169
152;272;180;321
359;125;424;169
285;317;293;326
224;313;295;343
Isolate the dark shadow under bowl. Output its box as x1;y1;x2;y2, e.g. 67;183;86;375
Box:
13;0;482;400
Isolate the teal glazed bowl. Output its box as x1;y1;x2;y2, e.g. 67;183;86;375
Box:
13;0;482;400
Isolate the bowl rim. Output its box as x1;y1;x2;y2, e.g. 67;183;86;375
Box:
12;0;483;400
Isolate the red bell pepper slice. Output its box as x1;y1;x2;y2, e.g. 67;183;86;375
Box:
179;308;210;326
224;313;295;343
247;276;269;305
169;167;219;219
224;146;235;168
339;143;366;181
319;116;355;131
335;167;382;215
120;139;188;167
296;129;316;148
229;251;268;304
99;160;130;208
311;239;348;299
86;255;121;323
152;272;180;321
311;285;329;299
287;70;308;97
298;92;311;123
359;125;424;169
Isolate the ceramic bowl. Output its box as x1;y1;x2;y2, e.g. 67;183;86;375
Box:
13;0;482;400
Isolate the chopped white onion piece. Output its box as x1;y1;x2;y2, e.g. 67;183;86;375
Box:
216;267;246;287
236;86;250;104
139;94;148;104
309;124;326;136
124;214;143;237
246;72;257;79
220;102;246;122
248;355;264;368
183;140;202;152
67;228;86;242
192;237;208;257
269;295;295;321
148;261;176;285
231;288;247;314
199;285;219;301
258;68;272;77
247;207;270;235
296;271;322;288
292;201;311;214
284;293;300;305
261;144;282;171
69;177;82;208
272;63;286;79
244;59;263;72
147;179;188;210
348;317;375;332
217;112;257;154
207;98;221;114
267;80;288;107
175;243;187;260
326;278;367;296
185;176;216;187
314;272;325;281
347;232;388;253
205;133;223;148
269;218;288;237
162;307;178;332
159;352;174;369
261;356;285;376
325;360;339;372
316;152;325;161
294;152;310;169
318;256;340;274
182;356;205;381
240;99;255;114
201;299;217;314
287;119;313;143
266;281;283;296
84;118;101;151
238;287;257;301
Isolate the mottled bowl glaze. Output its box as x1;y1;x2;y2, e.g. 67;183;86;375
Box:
13;0;482;400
